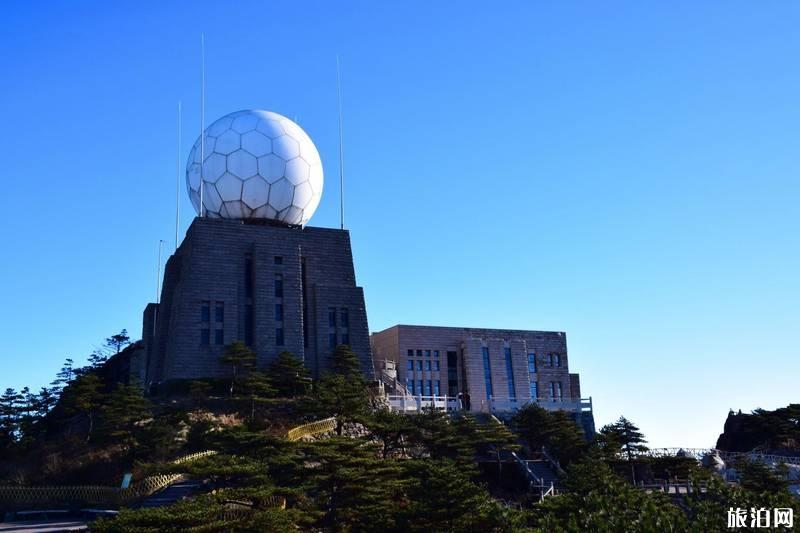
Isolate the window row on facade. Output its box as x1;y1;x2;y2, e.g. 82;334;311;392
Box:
405;378;442;396
406;349;440;358
406;359;441;372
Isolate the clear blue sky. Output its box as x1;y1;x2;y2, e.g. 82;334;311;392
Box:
0;1;797;448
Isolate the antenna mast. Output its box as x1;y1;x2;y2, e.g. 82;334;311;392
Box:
336;55;345;230
199;33;206;217
156;239;165;303
175;100;181;249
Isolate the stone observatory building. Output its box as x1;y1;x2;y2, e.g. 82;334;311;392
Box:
141;109;372;389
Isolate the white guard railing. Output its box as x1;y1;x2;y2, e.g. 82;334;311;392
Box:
386;394;593;414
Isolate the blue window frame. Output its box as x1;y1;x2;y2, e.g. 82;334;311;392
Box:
527;353;537;373
504;347;516;399
482;347;493;399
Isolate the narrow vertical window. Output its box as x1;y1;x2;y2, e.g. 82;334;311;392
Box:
417;360;423;371
529;381;538;401
549;382;556;399
201;328;210;345
340;308;349;328
433;360;440;371
341;332;349;345
276;327;284;346
215;302;224;323
528;353;537;373
200;301;210;322
407;349;414;357
417;380;423;395
274;275;283;298
434;381;441;396
408;378;415;394
433;350;439;358
214;329;224;345
425;360;431;371
328;308;337;327
329;332;337;349
554;353;561;367
556;381;563;400
482;347;493;400
274;255;283;265
424;350;431;357
504;347;516;400
424;380;432;396
275;304;283;321
407;360;414;371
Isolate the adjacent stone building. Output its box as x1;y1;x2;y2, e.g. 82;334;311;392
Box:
371;325;594;434
142;217;373;388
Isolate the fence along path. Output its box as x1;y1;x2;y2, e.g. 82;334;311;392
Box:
1;417;339;513
0;450;218;511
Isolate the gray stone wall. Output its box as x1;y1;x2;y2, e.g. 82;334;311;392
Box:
144;218;372;386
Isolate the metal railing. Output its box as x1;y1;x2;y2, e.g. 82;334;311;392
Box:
286;417;337;441
641;448;800;467
0;450;217;511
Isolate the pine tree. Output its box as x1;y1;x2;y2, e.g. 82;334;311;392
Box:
61;372;103;442
0;388;22;449
308;374;370;436
268;351;310;397
332;344;362;377
512;403;586;465
599;416;648;462
219;341;257;397
243;371;276;424
99;383;152;449
104;329;131;355
50;358;75;396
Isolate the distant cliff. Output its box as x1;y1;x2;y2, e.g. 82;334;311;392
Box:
716;404;800;453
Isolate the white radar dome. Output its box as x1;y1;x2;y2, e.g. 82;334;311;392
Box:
186;109;323;225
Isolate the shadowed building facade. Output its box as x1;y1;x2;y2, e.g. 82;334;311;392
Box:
142;217;373;387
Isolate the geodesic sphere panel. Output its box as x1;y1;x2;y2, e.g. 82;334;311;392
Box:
186;109;323;225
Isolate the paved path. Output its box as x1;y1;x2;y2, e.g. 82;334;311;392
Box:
0;520;88;532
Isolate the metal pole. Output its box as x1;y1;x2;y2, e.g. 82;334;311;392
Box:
176;100;181;249
156;239;164;303
199;33;205;217
336;55;344;230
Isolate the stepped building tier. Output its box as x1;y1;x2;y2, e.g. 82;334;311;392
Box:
142;217;373;387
